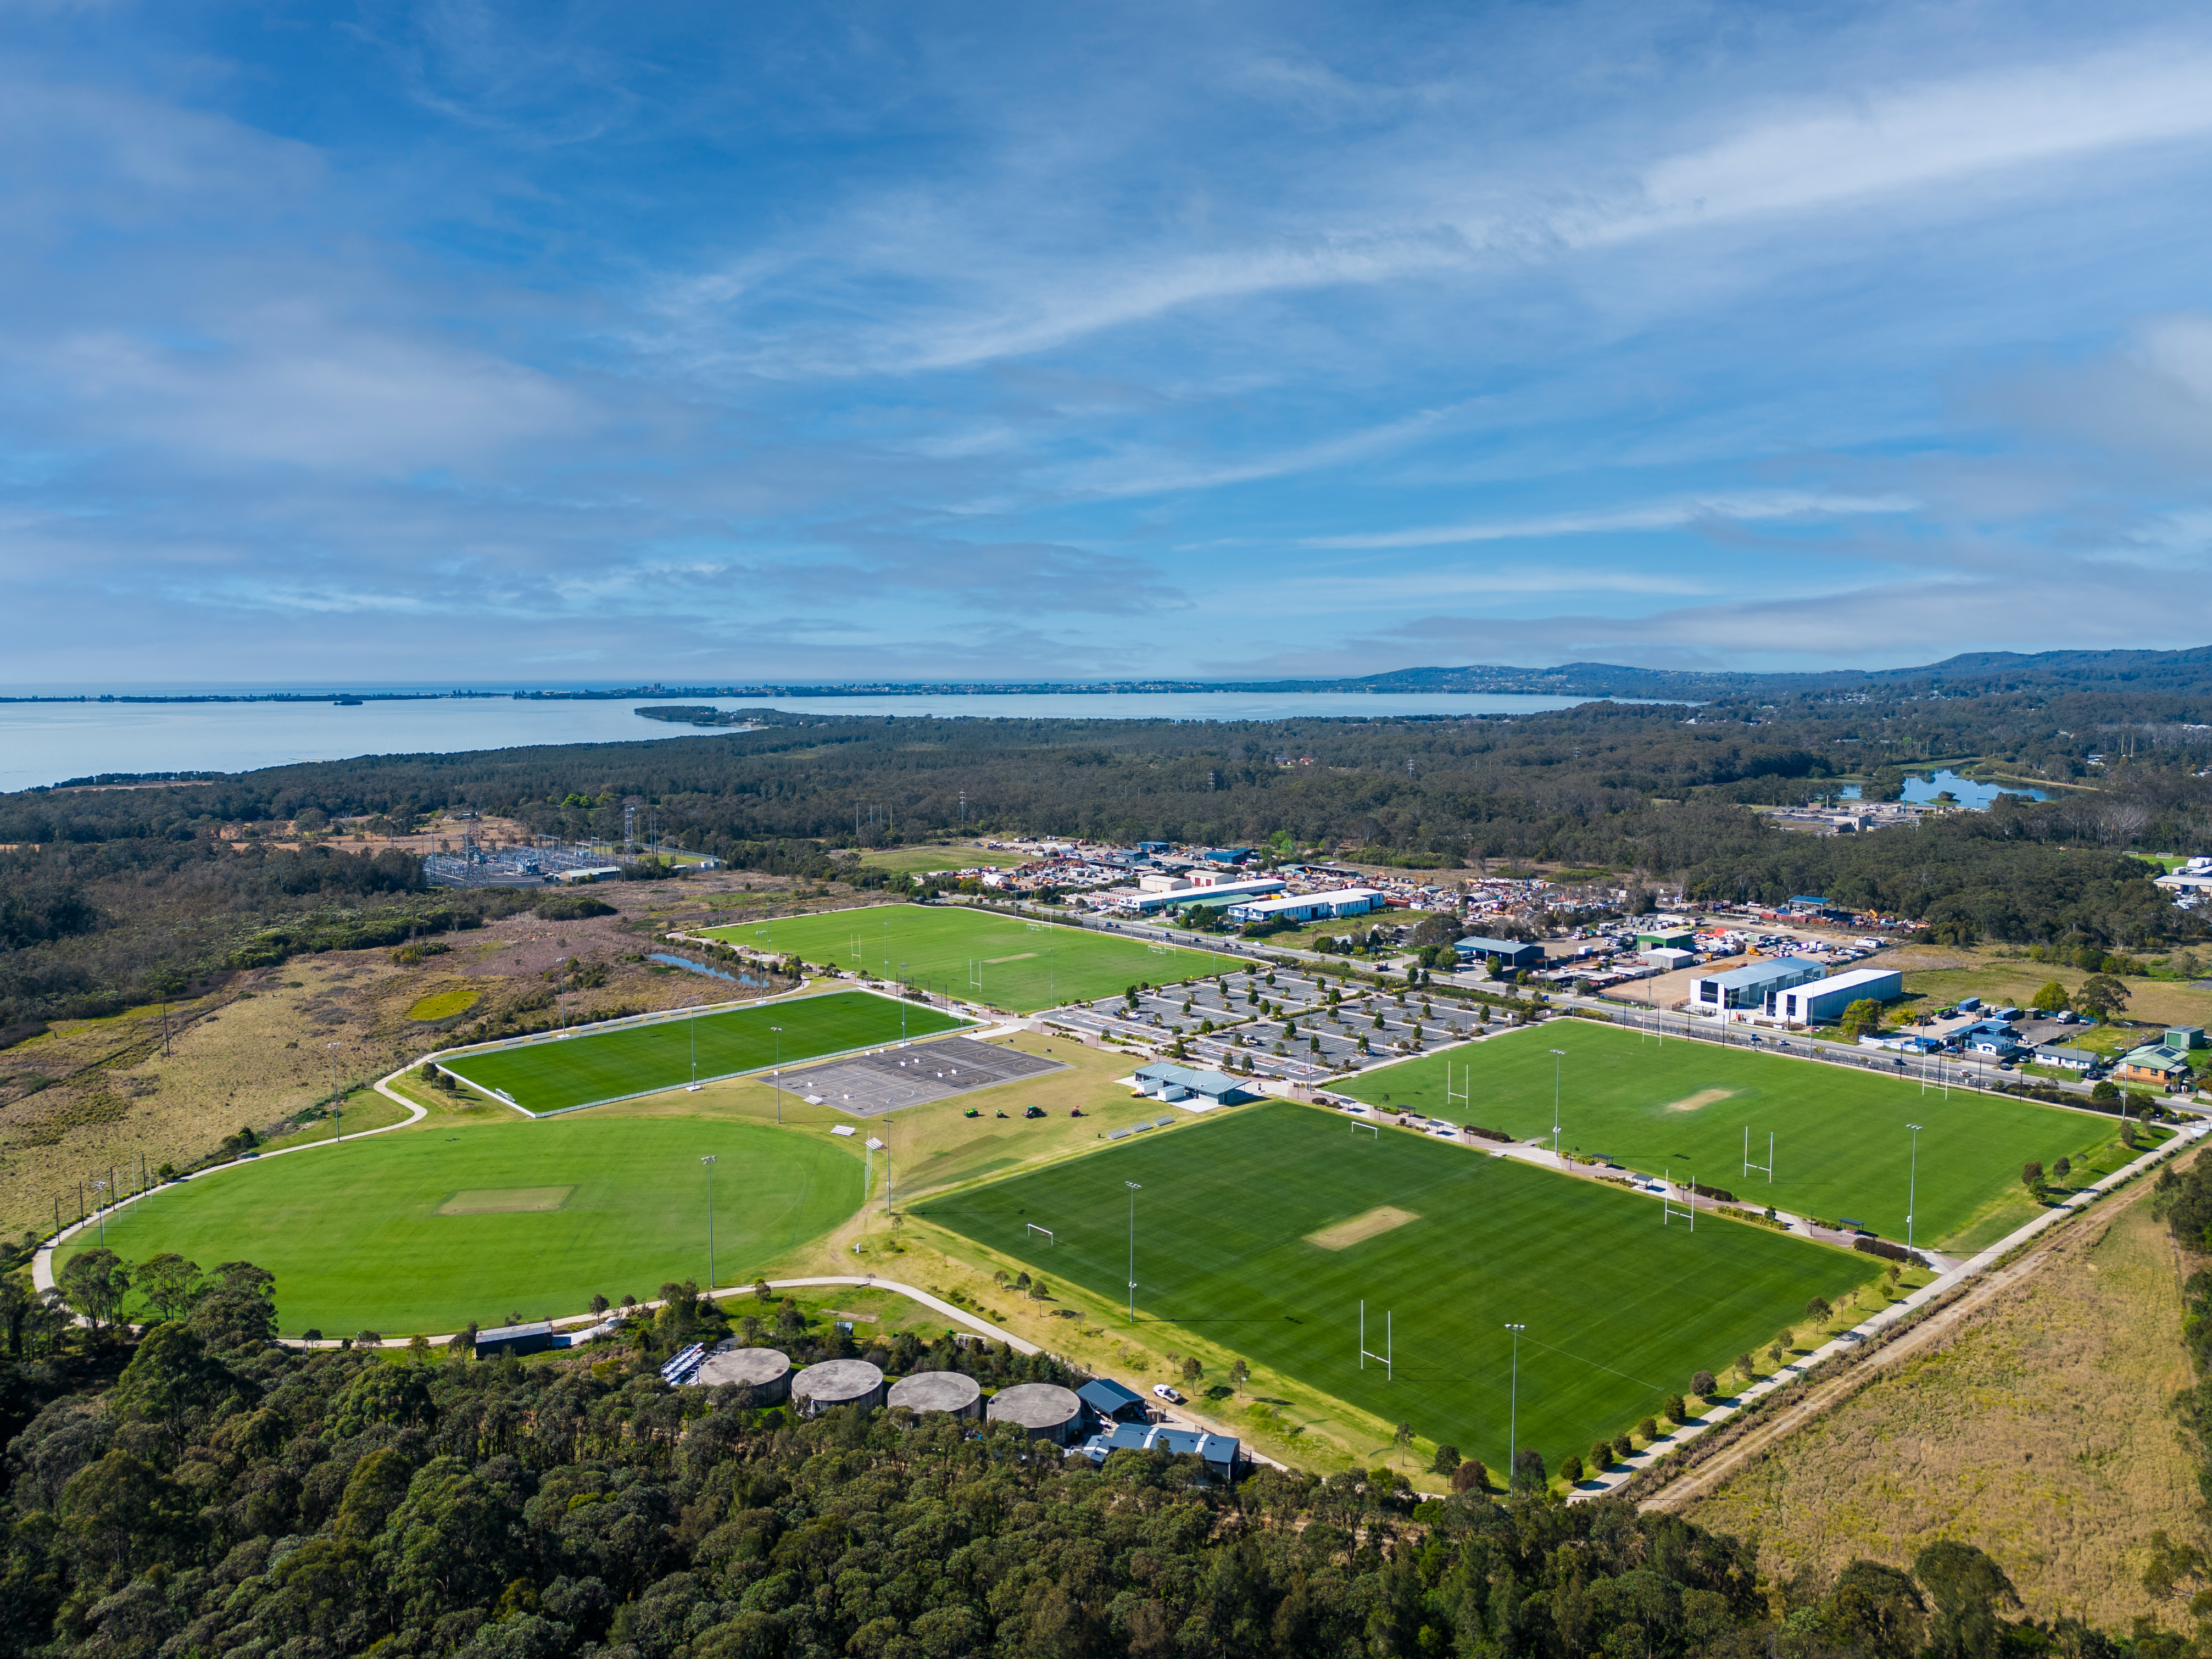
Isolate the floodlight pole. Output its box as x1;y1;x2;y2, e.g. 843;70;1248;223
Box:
1125;1181;1142;1324
1905;1123;1923;1253
701;1155;717;1286
771;1027;783;1122
1550;1048;1566;1158
327;1042;343;1139
690;1008;698;1087
1506;1322;1526;1486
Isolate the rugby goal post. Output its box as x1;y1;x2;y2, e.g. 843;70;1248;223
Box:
1743;1127;1774;1183
1662;1167;1696;1231
1149;942;1172;956
1026;1223;1055;1246
1359;1299;1392;1379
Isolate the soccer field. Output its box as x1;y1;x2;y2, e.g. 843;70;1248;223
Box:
700;904;1235;1012
442;990;968;1115
60;1116;857;1337
916;1101;1877;1471
1345;1022;2123;1248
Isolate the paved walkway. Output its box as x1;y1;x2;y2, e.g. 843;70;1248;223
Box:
1564;1117;2208;1500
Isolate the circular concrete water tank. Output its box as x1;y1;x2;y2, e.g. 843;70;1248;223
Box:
694;1343;791;1401
887;1369;983;1421
790;1357;885;1417
987;1382;1083;1444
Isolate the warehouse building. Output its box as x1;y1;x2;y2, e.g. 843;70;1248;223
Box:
1691;956;1826;1014
1225;887;1385;924
1455;936;1545;970
1775;967;1904;1026
1113;876;1284;914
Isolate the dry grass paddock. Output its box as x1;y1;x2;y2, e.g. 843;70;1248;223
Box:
1678;1156;2200;1629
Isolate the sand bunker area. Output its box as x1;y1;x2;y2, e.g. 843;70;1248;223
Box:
1664;1088;1734;1113
1306;1206;1421;1250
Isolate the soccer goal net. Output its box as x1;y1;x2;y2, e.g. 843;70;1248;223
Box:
1026;1223;1055;1246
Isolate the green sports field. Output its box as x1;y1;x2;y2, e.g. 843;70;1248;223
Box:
700;904;1238;1012
442;990;967;1114
60;1116;858;1336
1345;1022;2122;1248
916;1101;1877;1470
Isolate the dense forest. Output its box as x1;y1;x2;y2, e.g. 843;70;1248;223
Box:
2;678;2210;1031
0;1260;2126;1659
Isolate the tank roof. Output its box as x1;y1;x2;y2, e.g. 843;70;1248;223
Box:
695;1344;790;1387
987;1382;1082;1428
887;1371;983;1413
791;1358;884;1404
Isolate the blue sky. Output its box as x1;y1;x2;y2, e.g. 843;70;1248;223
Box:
7;1;2212;685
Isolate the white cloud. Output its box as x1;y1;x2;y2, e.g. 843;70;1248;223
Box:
1300;492;1917;550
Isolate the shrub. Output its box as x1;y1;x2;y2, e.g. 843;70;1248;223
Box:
1451;1458;1488;1493
1855;1234;1913;1262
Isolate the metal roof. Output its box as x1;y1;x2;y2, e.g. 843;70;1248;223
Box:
1699;956;1825;992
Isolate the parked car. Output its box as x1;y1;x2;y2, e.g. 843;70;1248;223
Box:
1152;1384;1183;1404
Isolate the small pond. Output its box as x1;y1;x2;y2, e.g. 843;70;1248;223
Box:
646;953;768;987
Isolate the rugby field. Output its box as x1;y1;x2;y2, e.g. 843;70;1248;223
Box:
1345;1021;2125;1249
62;1116;857;1337
701;904;1236;1012
442;989;967;1115
916;1100;1878;1473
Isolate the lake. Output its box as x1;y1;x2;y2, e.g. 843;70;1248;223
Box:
1839;769;2049;809
0;690;1607;792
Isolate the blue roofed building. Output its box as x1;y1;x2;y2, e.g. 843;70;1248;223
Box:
1073;1421;1241;1480
1454;936;1545;970
1132;1062;1263;1105
1076;1378;1149;1424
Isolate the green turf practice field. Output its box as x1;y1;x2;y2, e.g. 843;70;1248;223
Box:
916;1101;1877;1471
700;904;1237;1012
1344;1021;2122;1248
442;990;967;1114
60;1116;858;1336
